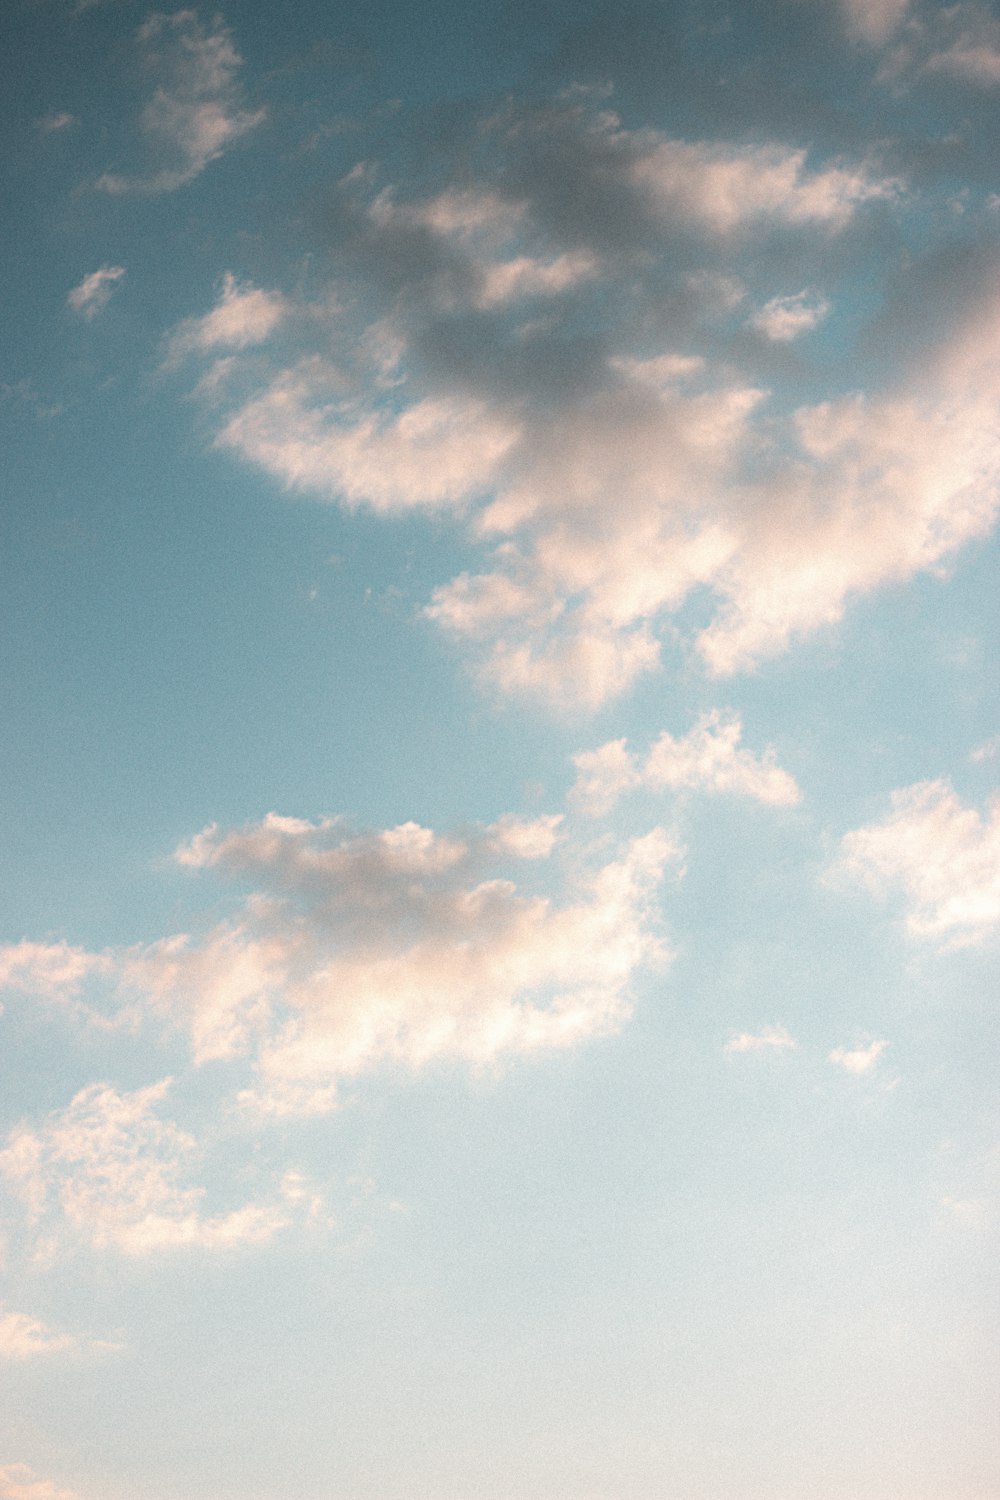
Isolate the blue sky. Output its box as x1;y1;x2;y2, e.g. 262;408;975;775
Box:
1;1;998;1497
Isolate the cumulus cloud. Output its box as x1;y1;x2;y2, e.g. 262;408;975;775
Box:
125;811;678;1115
0;1465;77;1500
96;11;264;195
837;780;1000;948
750;290;830;341
829;1039;888;1073
725;1026;797;1053
0;1078;295;1256
570;712;800;817
67;266;125;320
164;272;287;365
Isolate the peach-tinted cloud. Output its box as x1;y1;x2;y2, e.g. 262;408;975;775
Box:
725;1026;798;1053
0;1464;77;1500
137;813;679;1115
837;780;1000;947
829;1039;889;1073
571;712;800;817
0;1079;294;1256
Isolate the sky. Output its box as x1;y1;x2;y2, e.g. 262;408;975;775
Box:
1;0;999;1496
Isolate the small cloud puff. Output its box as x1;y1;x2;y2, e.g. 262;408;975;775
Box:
837;779;1000;947
571;711;800;817
751;291;830;342
164;272;288;365
725;1025;797;1053
67;266;125;320
0;1310;76;1359
37;112;76;134
829;1039;888;1073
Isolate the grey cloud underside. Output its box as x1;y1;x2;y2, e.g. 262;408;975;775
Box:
170;88;1000;706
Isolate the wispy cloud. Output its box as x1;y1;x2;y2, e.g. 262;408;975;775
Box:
725;1026;798;1054
0;1309;76;1359
96;11;264;195
67;266;125;320
0;940;111;999
837;780;1000;947
36;112;76;134
0;1079;297;1256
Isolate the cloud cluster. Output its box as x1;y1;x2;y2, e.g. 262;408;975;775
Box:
838;779;1000;947
162;89;1000;707
1;812;677;1127
0;1079;294;1256
570;711;800;817
96;11;264;194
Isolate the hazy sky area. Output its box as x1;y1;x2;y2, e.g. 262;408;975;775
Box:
1;1;999;1496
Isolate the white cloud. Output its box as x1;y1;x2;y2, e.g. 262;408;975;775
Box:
216;360;519;514
837;780;1000;948
0;1079;293;1256
0;940;111;1000
630;138;892;234
67;266;125;320
829;1039;888;1073
96;11;264;195
725;1026;797;1053
0;1310;76;1359
750;290;830;342
970;735;1000;763
0;1464;77;1500
570;712;800;816
117;812;681;1115
164;272;287;364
